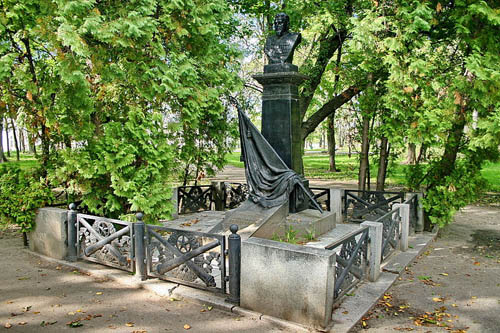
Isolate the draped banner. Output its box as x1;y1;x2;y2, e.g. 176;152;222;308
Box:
237;108;322;212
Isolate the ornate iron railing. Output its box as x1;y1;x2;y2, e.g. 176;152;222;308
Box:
325;227;369;301
343;190;405;223
375;207;401;262
177;185;215;214
224;182;249;210
145;225;227;293
309;187;331;211
76;214;134;272
403;194;418;232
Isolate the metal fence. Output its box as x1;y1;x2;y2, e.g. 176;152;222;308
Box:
178;185;215;214
309;187;331;211
75;213;135;272
224;182;249;210
343;190;405;223
67;206;241;303
325;227;369;302
375;206;402;262
145;225;227;293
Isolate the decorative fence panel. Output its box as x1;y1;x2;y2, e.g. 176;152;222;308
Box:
375;207;401;262
76;214;135;272
343;190;405;223
309;187;331;211
325;228;369;302
224;182;249;210
145;225;227;293
178;185;215;214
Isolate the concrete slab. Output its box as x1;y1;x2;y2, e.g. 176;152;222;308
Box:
240;237;336;329
161;211;225;233
29;207;68;260
305;223;362;249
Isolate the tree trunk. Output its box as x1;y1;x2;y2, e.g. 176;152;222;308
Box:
327;113;339;172
376;136;390;191
10;118;20;161
0;118;7;162
358;115;371;191
19;129;25;152
40;124;50;171
417;144;427;164
406;143;416;165
5;118;10;157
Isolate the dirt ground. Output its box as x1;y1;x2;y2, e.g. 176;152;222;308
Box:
0;229;290;333
352;205;500;333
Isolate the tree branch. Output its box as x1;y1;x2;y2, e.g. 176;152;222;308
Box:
301;85;360;140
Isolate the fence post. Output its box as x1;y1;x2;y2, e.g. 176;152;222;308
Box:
172;187;179;219
67;203;78;262
134;212;147;281
329;188;344;224
416;192;424;232
226;224;241;305
212;181;226;211
394;204;410;251
360;221;383;282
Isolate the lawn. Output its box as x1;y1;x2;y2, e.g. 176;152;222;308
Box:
0;153;39;171
225;151;500;192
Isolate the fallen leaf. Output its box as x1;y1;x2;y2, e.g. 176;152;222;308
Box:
207;306;213;311
4;323;12;329
33;311;40;314
18;277;31;280
184;324;191;330
471;296;477;299
473;262;480;266
126;322;134;327
452;304;458;307
6;301;14;304
440;273;449;276
67;312;76;316
342;311;349;314
26;91;33;102
23;306;32;312
18;322;27;325
67;321;83;327
170;297;180;301
96;292;103;295
433;297;444;302
56;266;62;270
200;309;206;313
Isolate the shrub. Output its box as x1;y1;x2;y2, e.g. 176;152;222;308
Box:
0;165;54;232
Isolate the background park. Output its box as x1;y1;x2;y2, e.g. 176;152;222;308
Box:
0;0;499;332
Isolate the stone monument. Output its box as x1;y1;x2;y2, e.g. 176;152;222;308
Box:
253;12;309;212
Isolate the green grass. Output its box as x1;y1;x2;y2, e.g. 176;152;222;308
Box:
225;151;500;192
481;160;500;192
1;153;39;171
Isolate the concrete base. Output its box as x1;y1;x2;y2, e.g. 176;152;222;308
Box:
241;237;336;329
223;200;288;240
29;207;68;260
253;208;336;240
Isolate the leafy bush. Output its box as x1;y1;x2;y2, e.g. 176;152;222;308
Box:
0;165;54;232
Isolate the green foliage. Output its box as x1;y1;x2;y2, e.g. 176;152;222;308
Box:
1;0;242;221
0;165;54;232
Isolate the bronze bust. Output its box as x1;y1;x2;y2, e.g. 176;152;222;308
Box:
264;13;302;65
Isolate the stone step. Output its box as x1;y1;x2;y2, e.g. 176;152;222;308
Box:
305;223;363;249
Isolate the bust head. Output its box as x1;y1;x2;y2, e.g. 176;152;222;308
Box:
273;12;290;37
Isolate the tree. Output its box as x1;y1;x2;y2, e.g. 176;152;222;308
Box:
1;0;242;220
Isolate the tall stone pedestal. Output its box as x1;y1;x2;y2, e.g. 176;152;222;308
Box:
253;65;309;213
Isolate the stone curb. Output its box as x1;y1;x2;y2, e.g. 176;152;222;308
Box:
330;231;438;333
23;249;310;332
